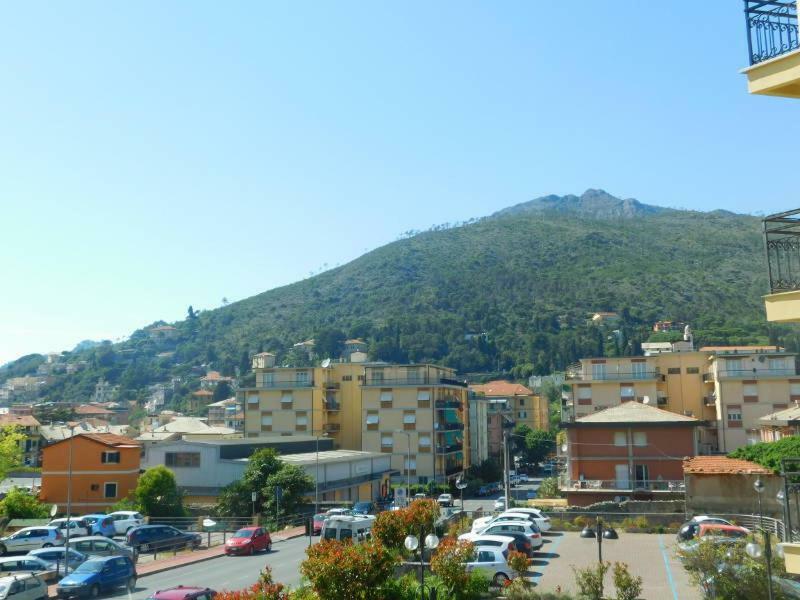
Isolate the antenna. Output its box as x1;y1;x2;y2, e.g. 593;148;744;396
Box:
321;358;331;368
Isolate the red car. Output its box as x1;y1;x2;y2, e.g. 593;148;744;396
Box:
224;526;272;555
312;514;326;535
146;586;216;600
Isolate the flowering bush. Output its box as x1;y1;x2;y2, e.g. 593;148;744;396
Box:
371;499;441;551
430;537;475;595
300;540;399;600
506;550;530;580
372;509;408;549
215;567;289;600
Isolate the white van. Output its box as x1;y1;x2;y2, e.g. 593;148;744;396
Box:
320;515;374;543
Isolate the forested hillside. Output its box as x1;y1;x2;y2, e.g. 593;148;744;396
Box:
2;189;792;408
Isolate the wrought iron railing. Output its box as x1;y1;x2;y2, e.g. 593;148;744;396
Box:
745;1;799;65
765;209;800;293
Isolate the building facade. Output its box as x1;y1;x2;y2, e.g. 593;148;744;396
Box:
469;381;549;433
0;415;41;467
561;402;700;506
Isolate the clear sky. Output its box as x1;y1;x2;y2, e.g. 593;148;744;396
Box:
1;2;798;365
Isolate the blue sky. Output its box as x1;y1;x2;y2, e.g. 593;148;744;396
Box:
1;2;798;365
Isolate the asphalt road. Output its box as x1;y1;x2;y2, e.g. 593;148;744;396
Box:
104;537;310;598
462;478;542;515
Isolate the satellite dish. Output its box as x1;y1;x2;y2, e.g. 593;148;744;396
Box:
455;477;467;490
321;358;331;368
50;504;58;517
202;518;217;529
642;396;651;404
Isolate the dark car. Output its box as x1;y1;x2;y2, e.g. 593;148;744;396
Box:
353;502;374;515
146;586;217;600
126;525;201;553
56;556;136;598
489;531;534;557
224;527;271;556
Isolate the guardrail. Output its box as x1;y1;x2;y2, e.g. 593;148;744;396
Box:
745;0;799;65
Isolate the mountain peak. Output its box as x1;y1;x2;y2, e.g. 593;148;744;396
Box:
493;189;669;219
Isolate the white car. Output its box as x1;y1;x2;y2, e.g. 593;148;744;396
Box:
472;510;551;534
493;508;552;533
493;498;507;511
437;494;454;507
476;520;543;550
0;527;64;554
107;511;145;535
466;546;515;586
48;518;90;539
690;515;733;525
0;573;47;600
458;533;517;555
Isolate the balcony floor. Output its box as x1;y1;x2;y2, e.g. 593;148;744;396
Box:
744;48;800;98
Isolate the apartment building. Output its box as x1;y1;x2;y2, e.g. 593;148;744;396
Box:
469;381;548;433
758;404;800;442
0;414;41;466
241;353;469;484
565;346;799;453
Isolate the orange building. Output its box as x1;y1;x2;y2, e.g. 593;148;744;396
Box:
40;433;141;513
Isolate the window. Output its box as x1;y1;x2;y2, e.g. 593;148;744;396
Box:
407;368;420;383
403;413;416;424
727;408;743;423
791;382;800;396
633;432;647;447
743;383;758;396
686;367;699;374
620;386;635;398
281;392;293;404
101;451;120;464
591;363;607;380
104;483;118;498
262;373;274;386
370;370;384;383
165;452;201;467
770;358;787;373
380;391;393;403
404;457;417;470
366;413;379;425
419;435;431;447
518;398;525;407
518;411;527;419
261;414;273;426
296;413;308;426
417;391;431;402
631;362;647;378
296;371;309;384
726;358;743;374
614;432;627;447
381;435;393;447
247;395;259;404
578;386;591;405
342;375;352;382
477;551;495;563
667;368;681;375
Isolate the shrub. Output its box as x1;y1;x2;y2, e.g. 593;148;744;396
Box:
572;561;609;600
612;562;642;600
446;515;472;537
507;550;530;580
371;509;407;550
430;537;476;597
537;477;561;499
215;567;289;600
504;580;576;600
300;540;399;600
573;515;589;529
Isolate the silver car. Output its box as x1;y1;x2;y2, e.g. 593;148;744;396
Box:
27;547;87;574
0;527;63;554
68;536;134;561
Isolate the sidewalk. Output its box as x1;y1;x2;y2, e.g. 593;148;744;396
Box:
47;525;306;597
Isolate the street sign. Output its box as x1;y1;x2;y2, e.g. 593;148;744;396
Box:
395;487;407;505
275;486;283;501
251;491;257;502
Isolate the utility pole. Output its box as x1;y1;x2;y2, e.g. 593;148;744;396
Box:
503;431;510;510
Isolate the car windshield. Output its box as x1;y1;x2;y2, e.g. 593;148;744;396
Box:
83;517;98;524
232;529;253;538
314;514;325;521
75;560;105;573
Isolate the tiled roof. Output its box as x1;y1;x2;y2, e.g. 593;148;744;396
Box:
192;389;213;396
700;345;783;352
470;381;533;397
345;339;367;345
0;415;40;427
75;405;114;415
80;433;139;447
759;404;800;426
573;401;699;424
683;456;772;475
200;371;229;381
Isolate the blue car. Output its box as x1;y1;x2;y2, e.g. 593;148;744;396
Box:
56;555;136;598
80;515;116;538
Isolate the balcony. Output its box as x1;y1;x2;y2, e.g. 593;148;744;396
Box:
559;477;685;493
743;1;800;98
764;210;800;321
362;376;468;388
436;443;464;454
704;395;716;407
567;368;662;382
715;367;798;379
259;379;314;389
435;422;464;431
323;381;340;390
435;399;462;409
323;400;341;411
323;423;341;433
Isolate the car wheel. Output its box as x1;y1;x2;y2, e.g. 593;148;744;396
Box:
89;584;100;599
266;543;271;552
43;543;53;548
127;576;136;591
493;573;510;586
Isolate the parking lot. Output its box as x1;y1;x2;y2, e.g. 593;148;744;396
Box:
527;531;701;599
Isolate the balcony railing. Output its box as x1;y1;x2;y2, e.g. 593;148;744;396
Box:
567;369;662;382
436;443;464;454
745;0;799;65
559;477;685;492
323;401;341;411
362;376;468;388
435;422;464;431
715;367;798;379
435;399;462;409
259;380;314;389
765;209;800;293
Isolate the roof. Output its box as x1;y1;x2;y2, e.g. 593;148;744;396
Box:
469;381;533;397
192;390;213;397
47;432;140;450
700;346;784;353
40;422;129;442
0;415;40;427
279;449;386;467
344;338;367;345
135;431;181;442
760;404;800;426
568;401;700;426
200;371;231;382
252;352;275;357
75;404;113;416
207;397;238;408
683;456;772;475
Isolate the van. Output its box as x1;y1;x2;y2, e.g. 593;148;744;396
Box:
320;515;373;543
0;573;47;600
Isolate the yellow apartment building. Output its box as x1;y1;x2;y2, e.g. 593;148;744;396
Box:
468;381;549;433
241;353;470;484
565;346;799;454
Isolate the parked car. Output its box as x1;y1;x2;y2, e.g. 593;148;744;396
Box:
493;498;506;511
80;515;116;538
466;546;515;586
224;527;271;556
472;510;550;534
107;511;145;535
56;556;137;598
68;536;134;561
480;530;534;557
48;519;90;539
311;514;326;536
484;508;551;533
0;555;57;581
27;547;87;575
413;493;427;501
477;486;491;497
352;502;374;515
476;520;543;550
676;518;739;544
0;573;48;600
146;586;217;600
0;527;64;554
678;523;750;554
457;534;518;556
437;494;454;507
325;508;352;516
126;525;201;553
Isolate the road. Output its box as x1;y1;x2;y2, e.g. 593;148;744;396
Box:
105;537;310;598
462;478;542;514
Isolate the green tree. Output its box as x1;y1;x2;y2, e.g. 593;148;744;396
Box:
213;380;233;402
263;465;314;520
314;328;346;360
521;429;555;466
133;466;186;517
0;488;50;518
0;426;24;480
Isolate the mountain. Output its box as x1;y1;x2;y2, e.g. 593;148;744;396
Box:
3;190;791;408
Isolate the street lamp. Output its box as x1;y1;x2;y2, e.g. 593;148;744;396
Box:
751;477;775;600
309;431;329;547
580;516;618;563
405;532;440;599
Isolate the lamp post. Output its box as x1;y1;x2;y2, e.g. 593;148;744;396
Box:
309;431;328;547
750;477;775;600
580;516;618;563
404;532;440;599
